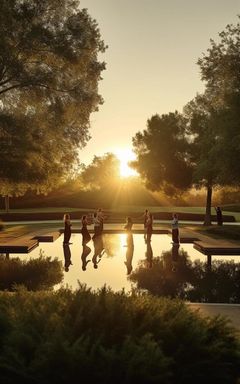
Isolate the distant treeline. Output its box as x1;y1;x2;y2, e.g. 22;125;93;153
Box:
1;179;239;210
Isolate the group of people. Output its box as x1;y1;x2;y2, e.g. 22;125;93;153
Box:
63;209;180;247
63;208;106;246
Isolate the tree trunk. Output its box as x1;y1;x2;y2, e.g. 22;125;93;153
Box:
204;185;212;226
5;195;10;213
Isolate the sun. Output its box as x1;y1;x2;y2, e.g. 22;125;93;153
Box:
115;148;138;178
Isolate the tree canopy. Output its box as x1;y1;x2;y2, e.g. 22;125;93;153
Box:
80;153;120;190
0;0;106;191
132;112;192;196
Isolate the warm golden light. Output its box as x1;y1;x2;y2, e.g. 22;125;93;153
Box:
115;148;138;178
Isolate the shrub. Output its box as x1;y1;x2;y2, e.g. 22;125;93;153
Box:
0;287;239;383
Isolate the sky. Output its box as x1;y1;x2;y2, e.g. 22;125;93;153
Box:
79;0;240;164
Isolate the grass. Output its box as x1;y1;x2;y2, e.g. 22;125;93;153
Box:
191;225;240;241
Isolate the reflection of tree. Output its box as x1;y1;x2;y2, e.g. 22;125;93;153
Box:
130;250;240;303
0;254;63;291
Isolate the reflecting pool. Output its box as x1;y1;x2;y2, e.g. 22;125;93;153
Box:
10;234;240;301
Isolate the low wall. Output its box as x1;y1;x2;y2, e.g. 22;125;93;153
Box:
0;210;236;222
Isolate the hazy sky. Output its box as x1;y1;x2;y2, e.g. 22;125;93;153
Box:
79;0;240;164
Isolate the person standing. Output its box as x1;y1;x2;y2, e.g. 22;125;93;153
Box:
146;212;153;243
63;213;72;244
92;212;101;239
171;213;179;244
97;208;107;234
143;209;149;241
81;215;91;246
215;206;223;226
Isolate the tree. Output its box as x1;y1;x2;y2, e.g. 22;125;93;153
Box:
183;94;223;225
0;0;106;206
186;17;240;224
131;112;193;196
80;153;120;190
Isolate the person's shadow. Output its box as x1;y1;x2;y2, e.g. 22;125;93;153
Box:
81;245;91;271
125;233;134;275
171;243;180;272
145;241;153;268
63;244;72;272
92;235;105;269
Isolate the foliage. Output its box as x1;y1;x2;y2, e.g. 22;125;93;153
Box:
79;153;120;190
0;287;239;383
0;0;106;193
130;249;240;303
132;112;193;195
0;254;63;291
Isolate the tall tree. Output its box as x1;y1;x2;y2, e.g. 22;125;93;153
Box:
0;0;106;204
183;94;222;225
132;112;193;196
189;17;240;223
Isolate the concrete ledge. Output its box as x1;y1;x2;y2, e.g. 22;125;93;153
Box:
0;239;39;254
59;228;169;235
194;241;240;255
33;231;61;243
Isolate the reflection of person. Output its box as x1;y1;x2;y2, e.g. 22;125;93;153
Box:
125;234;134;275
171;213;179;244
215;206;223;226
92;234;105;269
146;213;153;243
81;215;91;246
171;243;180;272
81;245;91;271
124;217;134;274
63;213;72;244
63;243;72;272
145;241;153;268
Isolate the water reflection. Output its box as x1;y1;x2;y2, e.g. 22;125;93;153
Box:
9;234;240;300
63;244;72;272
145;241;153;269
124;233;134;275
81;245;91;271
130;249;240;303
0;254;63;291
171;243;180;272
92;235;105;269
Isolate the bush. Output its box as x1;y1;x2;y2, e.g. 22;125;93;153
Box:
0;287;239;383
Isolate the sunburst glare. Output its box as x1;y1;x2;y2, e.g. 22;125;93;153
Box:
115;148;138;178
